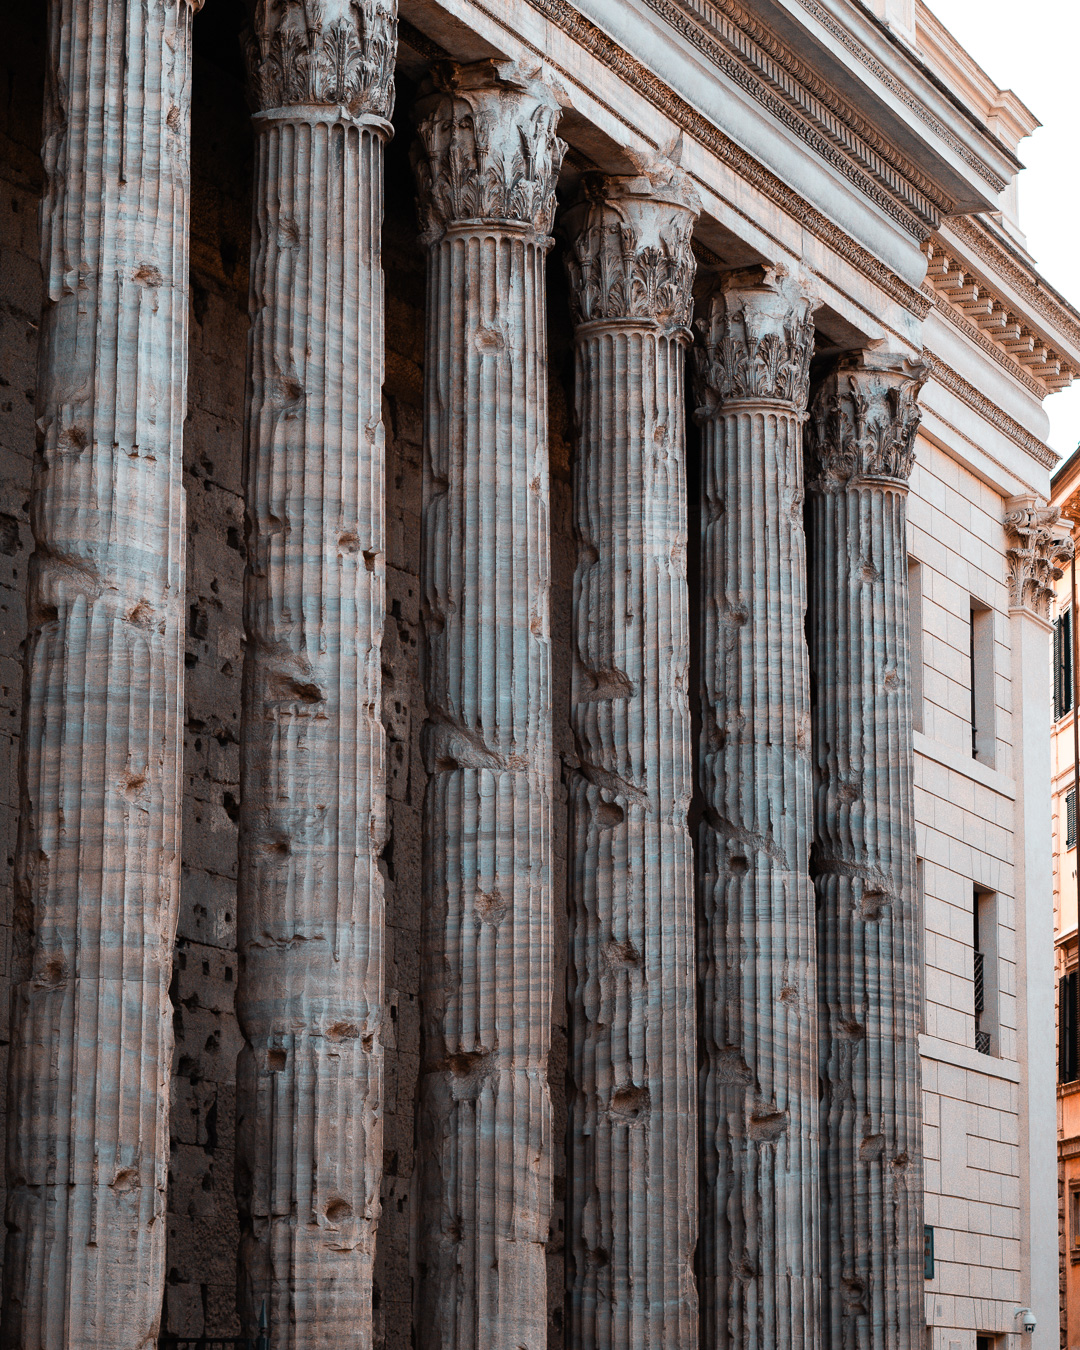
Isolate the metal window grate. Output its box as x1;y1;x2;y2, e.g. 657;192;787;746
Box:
975;1030;992;1056
973;949;985;1017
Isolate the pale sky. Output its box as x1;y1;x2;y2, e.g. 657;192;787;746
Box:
924;0;1080;461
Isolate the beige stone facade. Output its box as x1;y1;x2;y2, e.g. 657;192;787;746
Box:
0;2;1073;1348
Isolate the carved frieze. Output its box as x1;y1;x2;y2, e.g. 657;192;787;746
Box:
563;161;699;331
1003;499;1075;619
249;0;397;118
412;61;565;241
807;354;927;488
693;266;817;408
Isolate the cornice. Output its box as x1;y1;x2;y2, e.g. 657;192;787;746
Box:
500;0;932;319
923;349;1059;471
923;237;1076;397
641;0;944;239
921;284;1047;403
788;0;1007;193
948;216;1080;354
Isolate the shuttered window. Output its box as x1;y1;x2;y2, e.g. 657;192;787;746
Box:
1056;608;1074;721
1061;970;1080;1084
1069;789;1077;851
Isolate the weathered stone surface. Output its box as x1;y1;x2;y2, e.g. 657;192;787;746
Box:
806;353;927;1350
235;2;396;1344
411;60;564;1350
692;267;821;1350
563;163;699;1349
1;1;199;1344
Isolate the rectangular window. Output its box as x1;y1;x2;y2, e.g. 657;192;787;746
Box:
1056;607;1075;721
969;601;996;764
1069;789;1078;851
924;1225;934;1280
1071;1184;1080;1262
1061;970;1080;1084
976;1337;996;1350
973;888;998;1056
908;558;923;734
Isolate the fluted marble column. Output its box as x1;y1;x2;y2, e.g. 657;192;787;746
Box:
563;166;699;1349
693;267;820;1350
411;62;564;1350
805;354;926;1350
1;2;199;1346
235;4;396;1345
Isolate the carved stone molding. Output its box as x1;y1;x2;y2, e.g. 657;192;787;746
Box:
807;353;927;489
249;0;396;119
412;60;566;241
1003;498;1075;620
922;350;1058;470
644;0;942;238
693;265;817;408
468;0;931;318
563;160;700;331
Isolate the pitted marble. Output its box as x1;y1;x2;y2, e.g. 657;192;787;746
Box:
234;3;397;1346
411;60;565;1350
563;163;700;1350
1;1;200;1346
693;266;822;1350
806;352;927;1350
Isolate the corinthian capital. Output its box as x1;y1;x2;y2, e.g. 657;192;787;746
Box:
563;161;700;332
1003;497;1075;620
693;266;817;410
248;0;397;119
412;61;566;242
806;352;927;489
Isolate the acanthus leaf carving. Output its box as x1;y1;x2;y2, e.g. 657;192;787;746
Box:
1003;499;1075;620
412;61;566;241
693;266;817;409
563;162;700;332
249;0;397;119
806;354;927;489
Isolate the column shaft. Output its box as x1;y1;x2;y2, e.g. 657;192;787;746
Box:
236;6;396;1345
411;62;564;1350
694;270;820;1350
563;171;699;1349
806;356;926;1350
2;1;198;1345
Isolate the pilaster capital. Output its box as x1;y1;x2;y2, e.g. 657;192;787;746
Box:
1003;496;1074;620
247;0;397;120
562;160;700;333
692;265;818;412
806;352;927;490
412;60;566;243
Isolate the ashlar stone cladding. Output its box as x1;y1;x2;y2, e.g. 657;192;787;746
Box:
0;5;1042;1350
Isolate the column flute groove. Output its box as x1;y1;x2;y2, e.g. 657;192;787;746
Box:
693;268;821;1350
411;60;565;1350
235;4;396;1344
1;1;200;1345
806;355;927;1350
563;165;700;1350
